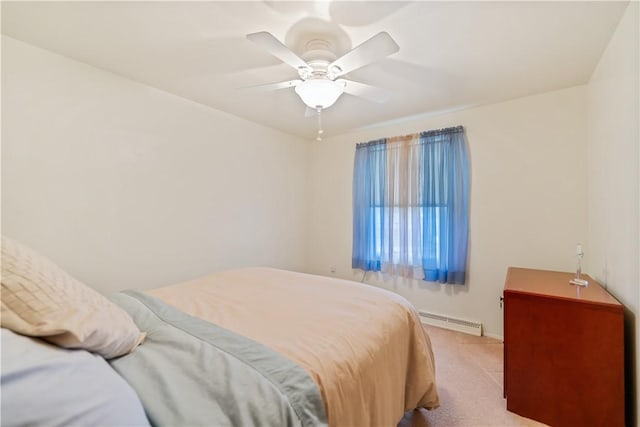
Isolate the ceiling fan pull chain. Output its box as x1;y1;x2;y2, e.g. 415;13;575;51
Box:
316;107;324;141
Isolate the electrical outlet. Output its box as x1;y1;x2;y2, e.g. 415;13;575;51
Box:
330;266;337;274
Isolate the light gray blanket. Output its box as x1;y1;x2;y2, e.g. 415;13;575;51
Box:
109;290;327;427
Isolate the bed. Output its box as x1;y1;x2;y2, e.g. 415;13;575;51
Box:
1;237;439;427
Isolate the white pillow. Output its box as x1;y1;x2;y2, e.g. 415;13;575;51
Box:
1;328;150;427
0;236;145;358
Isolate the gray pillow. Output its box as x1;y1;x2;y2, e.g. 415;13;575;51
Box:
1;328;150;427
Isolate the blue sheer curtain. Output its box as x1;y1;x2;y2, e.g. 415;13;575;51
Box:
352;126;470;284
420;127;469;284
352;139;386;271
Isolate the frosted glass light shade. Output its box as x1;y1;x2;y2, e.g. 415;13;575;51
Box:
294;79;345;109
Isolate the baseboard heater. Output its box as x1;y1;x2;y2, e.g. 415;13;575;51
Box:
418;310;483;336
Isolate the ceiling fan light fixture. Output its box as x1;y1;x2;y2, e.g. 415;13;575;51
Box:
294;79;345;109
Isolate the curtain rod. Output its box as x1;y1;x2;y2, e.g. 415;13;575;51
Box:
357;125;464;149
420;125;464;137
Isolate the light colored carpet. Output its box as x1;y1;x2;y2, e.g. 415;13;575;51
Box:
399;325;549;427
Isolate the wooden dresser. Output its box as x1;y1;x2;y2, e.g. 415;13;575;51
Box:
503;267;624;427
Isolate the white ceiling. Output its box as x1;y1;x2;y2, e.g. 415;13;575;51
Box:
1;1;629;140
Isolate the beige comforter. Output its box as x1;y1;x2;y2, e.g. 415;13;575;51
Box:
147;267;439;426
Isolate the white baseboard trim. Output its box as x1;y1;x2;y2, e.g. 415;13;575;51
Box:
418;310;482;336
482;332;504;341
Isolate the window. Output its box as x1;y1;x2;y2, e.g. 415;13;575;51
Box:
370;206;446;266
352;127;469;284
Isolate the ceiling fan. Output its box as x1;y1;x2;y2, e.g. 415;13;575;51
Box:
245;31;400;115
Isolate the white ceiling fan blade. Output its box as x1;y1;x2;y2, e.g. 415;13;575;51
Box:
337;79;391;103
247;32;311;71
329;32;399;77
240;79;302;92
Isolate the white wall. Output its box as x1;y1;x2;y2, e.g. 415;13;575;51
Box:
1;36;309;294
586;2;639;423
307;86;588;338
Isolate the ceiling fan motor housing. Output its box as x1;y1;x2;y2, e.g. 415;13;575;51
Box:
299;39;341;80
